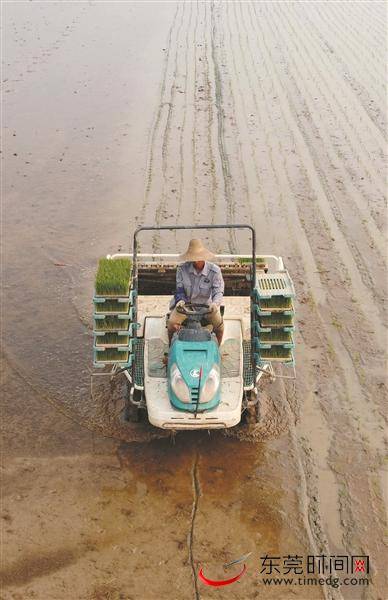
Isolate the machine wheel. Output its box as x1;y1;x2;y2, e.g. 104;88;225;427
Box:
246;389;260;424
223;378;289;441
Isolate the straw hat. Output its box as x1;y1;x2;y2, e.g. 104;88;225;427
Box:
178;239;215;262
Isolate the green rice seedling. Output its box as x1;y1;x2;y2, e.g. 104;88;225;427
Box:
95;348;129;363
258;296;293;310
260;330;293;343
94;317;130;331
259;346;293;361
95;300;129;314
237;257;266;265
95;258;132;296
95;333;129;346
259;314;294;328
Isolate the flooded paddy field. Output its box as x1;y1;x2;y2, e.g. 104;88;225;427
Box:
2;2;386;599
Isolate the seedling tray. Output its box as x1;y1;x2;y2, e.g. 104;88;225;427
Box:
94;296;130;304
256;296;294;312
94;329;130;338
94;313;131;321
259;330;294;345
93;289;136;302
253;321;294;334
95;257;132;297
254;270;295;299
94;316;131;332
255;339;294;350
94;299;130;313
93;348;133;368
94;334;131;348
256;347;294;363
94;305;135;319
256;307;294;317
93;322;139;335
259;314;294;328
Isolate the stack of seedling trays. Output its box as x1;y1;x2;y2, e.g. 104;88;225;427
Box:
253;270;295;365
93;258;135;368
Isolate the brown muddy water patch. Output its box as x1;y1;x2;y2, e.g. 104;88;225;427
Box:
115;432;309;553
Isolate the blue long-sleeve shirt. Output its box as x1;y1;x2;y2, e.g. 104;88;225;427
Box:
171;261;224;308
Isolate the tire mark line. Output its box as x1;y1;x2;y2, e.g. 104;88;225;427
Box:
153;2;186;252
140;3;179;231
210;0;237;253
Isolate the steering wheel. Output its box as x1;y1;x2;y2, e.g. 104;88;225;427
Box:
177;302;211;316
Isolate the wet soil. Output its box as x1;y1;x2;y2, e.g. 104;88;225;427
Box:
2;2;387;599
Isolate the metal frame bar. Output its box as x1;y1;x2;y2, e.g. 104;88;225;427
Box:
130;224;257;390
108;253;284;271
132;223;257;290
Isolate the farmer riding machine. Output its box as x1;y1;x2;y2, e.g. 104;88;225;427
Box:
92;225;296;431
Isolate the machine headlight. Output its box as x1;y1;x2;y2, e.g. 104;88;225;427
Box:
171;363;191;403
199;365;220;403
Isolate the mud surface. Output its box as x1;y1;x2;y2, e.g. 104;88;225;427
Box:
2;2;387;599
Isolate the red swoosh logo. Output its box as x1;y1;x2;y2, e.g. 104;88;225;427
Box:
198;564;247;587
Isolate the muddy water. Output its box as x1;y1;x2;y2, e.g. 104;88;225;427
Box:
3;2;387;599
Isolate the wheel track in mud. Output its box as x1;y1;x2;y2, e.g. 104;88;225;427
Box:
218;0;384;452
240;1;381;415
233;3;386;583
139;3;179;236
267;4;387;316
236;2;352;552
328;3;386;82
312;3;386;133
188;452;201;600
296;4;387;190
223;2;256;228
269;4;386;237
230;2;272;229
175;0;193;241
246;1;386;421
141;2;225;254
233;2;283;233
189;1;200;231
333;1;386;75
274;10;387;270
251;2;386;339
152;3;186;252
317;1;386;93
272;5;385;306
189;2;218;233
39;2;384;592
209;1;237;253
353;0;386;39
202;3;218;231
204;1;256;240
281;4;387;212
